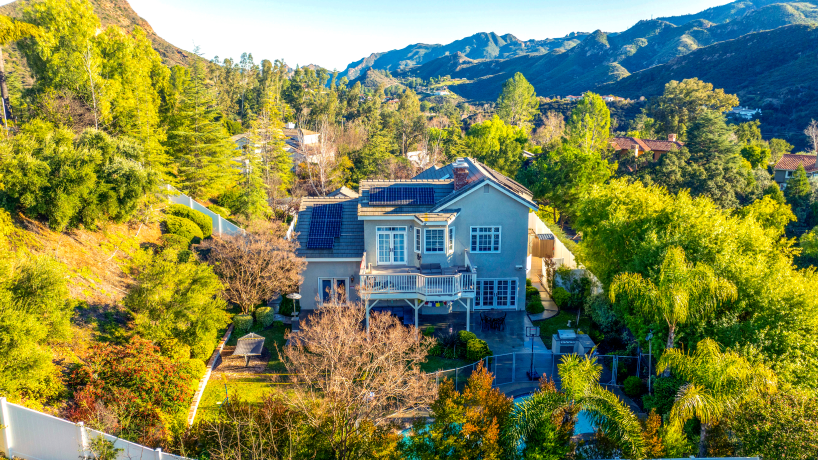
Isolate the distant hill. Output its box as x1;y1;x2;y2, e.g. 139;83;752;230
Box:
602;24;818;148
340;31;588;80
348;68;405;91
0;0;196;79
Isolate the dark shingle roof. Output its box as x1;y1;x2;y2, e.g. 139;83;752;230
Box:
775;154;818;172
295;197;364;258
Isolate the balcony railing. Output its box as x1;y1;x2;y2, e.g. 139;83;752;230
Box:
359;251;477;298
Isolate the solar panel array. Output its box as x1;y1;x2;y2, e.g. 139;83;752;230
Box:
307;203;343;249
368;187;435;205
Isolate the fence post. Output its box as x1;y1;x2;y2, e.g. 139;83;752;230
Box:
218;215;223;235
188;196;194;208
156;447;164;460
0;397;12;458
511;353;516;383
77;421;89;458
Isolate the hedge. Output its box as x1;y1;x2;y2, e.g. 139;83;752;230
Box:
466;338;492;361
255;307;275;327
623;376;645;397
163;215;203;244
457;330;478;347
167;203;213;238
527;297;545;314
161;233;190;251
233;314;253;331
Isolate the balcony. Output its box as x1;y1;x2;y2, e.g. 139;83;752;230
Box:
359;251;477;300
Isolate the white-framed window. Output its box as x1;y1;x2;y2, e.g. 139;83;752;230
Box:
414;227;421;253
475;278;518;308
318;277;348;304
785;170;793;178
470;226;501;253
447;226;455;254
425;228;445;253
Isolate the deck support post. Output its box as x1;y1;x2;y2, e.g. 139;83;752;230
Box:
414;299;420;333
466;297;471;332
365;299;370;336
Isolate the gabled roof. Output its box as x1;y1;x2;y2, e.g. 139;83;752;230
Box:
774;154;818;172
295;197;364;259
611;137;683;152
358;180;454;216
328;186;359;198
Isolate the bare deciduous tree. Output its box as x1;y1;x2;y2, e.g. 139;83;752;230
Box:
805;119;818;153
532;111;565;148
202;221;306;314
280;299;436;460
297;115;340;196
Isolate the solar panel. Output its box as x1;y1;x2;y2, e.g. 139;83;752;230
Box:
307;203;343;249
369;187;435;205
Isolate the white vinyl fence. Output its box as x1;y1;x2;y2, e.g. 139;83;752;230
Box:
0;398;190;460
165;185;243;236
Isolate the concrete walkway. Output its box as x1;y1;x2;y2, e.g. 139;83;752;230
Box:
530;256;559;320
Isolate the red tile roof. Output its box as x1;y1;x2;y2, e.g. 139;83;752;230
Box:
611;137;683;153
774;154;818;172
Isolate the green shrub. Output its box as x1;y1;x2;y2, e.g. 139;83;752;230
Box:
161;233;190;251
428;343;443;357
273;320;284;328
255;307;275;327
457;330;478;347
183;358;208;381
623;376;644;397
233;314;253;331
167;204;213;238
643;376;683;416
552;286;571;308
208;204;231;220
466;339;492;361
423;326;434;337
526;278;532;287
177;249;192;263
526;285;539;299
527;297;545;314
163;215;203;244
279;296;294;316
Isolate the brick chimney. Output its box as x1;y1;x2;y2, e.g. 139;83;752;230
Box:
453;159;470;190
668;133;677;142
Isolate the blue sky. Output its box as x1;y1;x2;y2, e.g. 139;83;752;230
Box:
3;0;733;70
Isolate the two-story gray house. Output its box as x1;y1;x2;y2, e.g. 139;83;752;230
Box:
290;158;537;331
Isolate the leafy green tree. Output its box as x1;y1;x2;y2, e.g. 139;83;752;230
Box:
686;111;740;164
645;78;739;139
736;195;795;238
496;72;539;129
572;178;818;387
394;89;426;157
610;247;737;356
0;224;73;405
658;338;777;458
465;115;528;177
768;138;794;164
733;120;762;145
784;164;811;210
124;249;229;360
740;144;771;169
166;56;238;200
566;92;611;155
0;15;40;124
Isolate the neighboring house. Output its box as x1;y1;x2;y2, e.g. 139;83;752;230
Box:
728;106;761;120
328;186;360;198
433;89;450;96
565;95;581;102
773;154;818;189
610;134;683;161
290;158;537;330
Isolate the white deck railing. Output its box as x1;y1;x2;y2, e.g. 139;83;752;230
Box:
361;272;476;296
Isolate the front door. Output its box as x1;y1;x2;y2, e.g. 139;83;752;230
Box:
376;227;407;265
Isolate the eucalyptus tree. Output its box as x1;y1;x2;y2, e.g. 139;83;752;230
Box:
658;338;777;458
609;246;737;360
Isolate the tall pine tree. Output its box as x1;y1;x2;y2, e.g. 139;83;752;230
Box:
167;57;237;200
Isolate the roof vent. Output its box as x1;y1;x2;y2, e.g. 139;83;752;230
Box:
453;159;469;190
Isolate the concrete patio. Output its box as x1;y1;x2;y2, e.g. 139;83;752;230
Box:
418;310;550;354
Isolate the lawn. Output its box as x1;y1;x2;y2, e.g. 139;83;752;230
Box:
196;375;285;421
535;310;593;350
228;321;290;372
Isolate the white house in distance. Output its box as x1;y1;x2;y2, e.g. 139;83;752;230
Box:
433;89;450;96
728;106;761;120
230;123;330;167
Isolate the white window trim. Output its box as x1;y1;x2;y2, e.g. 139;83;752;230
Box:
785;170;793;178
424;228;446;254
317;277;349;305
447;226;455;254
470;226;502;253
474;278;518;309
376;227;407;265
414;227;421;253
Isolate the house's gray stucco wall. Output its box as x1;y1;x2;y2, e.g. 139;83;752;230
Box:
360;183;530;309
774;169;787;184
299;260;361;310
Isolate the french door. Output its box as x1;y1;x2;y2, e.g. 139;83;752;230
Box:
475;278;518;309
376;227;406;265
